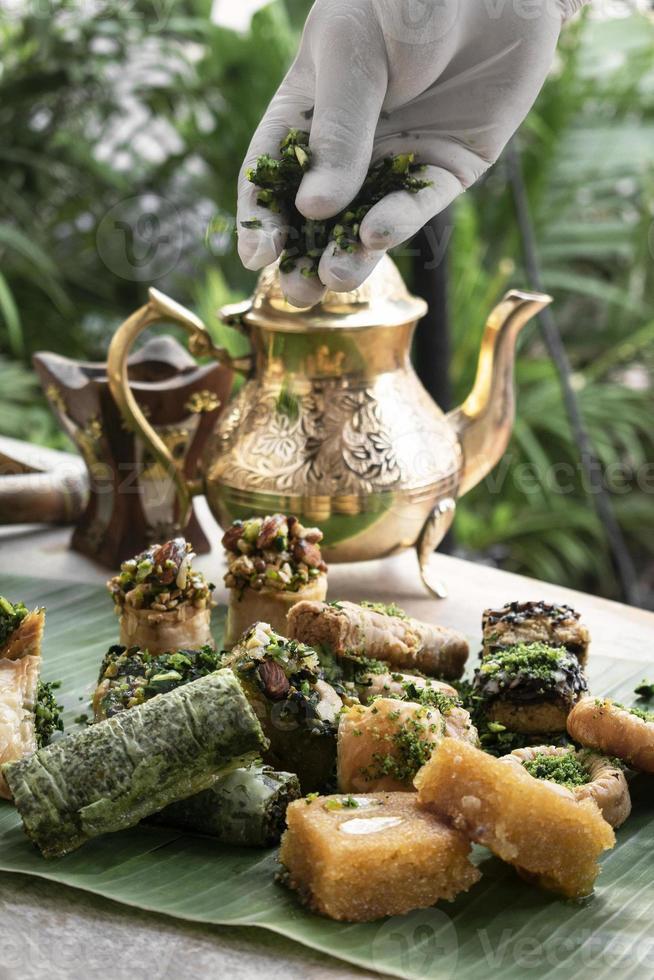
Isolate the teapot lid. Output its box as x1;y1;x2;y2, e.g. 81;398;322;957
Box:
241;255;427;332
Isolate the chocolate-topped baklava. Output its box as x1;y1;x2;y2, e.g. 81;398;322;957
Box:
482;600;590;665
471;641;588;733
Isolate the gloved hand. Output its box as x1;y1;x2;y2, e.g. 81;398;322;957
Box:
237;0;590;307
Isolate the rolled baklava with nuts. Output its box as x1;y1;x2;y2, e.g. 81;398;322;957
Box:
222;515;327;647
107;538;215;654
287;599;469;680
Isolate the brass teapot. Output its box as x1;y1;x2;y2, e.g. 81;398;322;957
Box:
108;257;550;596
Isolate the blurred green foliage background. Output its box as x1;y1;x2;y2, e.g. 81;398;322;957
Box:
0;0;652;605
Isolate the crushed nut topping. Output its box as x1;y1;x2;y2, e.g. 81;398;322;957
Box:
222;515;327;594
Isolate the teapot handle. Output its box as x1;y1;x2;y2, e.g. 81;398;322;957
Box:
107;287;253;528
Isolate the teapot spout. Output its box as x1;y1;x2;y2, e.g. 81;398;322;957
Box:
447;290;552;496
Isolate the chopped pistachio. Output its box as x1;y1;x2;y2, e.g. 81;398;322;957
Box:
247;130;432;277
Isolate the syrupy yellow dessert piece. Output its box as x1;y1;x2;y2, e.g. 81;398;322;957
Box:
415;738;615;899
279;791;480;921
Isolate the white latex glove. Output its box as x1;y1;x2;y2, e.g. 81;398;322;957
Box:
237;0;589;307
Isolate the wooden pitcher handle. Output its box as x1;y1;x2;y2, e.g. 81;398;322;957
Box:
107;287;252;527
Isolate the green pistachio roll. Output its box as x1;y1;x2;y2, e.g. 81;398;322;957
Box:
152;762;301;847
3;669;266;858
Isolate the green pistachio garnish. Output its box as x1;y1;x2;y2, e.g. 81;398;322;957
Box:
617;702;654;723
523;750;590;788
247;129;432;277
635;679;654;699
35;680;65;748
323;795;360;811
362;709;442;784
360;601;409;620
0;596;29;647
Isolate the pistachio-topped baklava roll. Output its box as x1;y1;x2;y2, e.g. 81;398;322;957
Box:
0;596;47;800
223;622;342;792
0;595;45;662
338;691;477;794
152;762;301;847
92;644;223;721
222;515;328;647
482;600;590;665
287;599;469;680
107;538;215;654
3;669;266;858
358;671;458;704
471;642;588;733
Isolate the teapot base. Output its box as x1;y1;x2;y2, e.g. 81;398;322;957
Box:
206;481;458;565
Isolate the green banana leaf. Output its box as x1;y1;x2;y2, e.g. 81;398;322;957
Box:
0;572;653;979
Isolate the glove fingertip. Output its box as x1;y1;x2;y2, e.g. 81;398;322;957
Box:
280;267;327;309
238;228;284;271
359;222;394;252
318;244;385;293
295;170;359;221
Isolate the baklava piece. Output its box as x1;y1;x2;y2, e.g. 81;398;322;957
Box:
338;692;477;793
222;622;342;792
107;538;215;654
359;671;458;704
568;697;654;774
482;600;589;665
0;596;47;799
416;738;615;899
501;744;631;828
92;644;223;721
0;596;45;662
287;599;469;680
471;642;587;733
279;791;480;921
222;515;327;647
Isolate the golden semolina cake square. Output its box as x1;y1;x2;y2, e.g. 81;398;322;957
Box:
415;738;615;899
279;792;480;921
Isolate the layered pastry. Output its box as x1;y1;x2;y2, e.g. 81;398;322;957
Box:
482;600;590;665
279;791;481;921
107;538;215;654
568;698;654;774
471;642;588;733
500;744;631;828
3;669;265;858
338;692;477;793
0;596;45;662
222;515;327;647
152;762;301;847
358;671;458;704
0;596;47;799
287;599;469;680
92;644;222;721
416;738;615;899
222;622;342;792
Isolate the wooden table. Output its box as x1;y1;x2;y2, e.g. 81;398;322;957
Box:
1;493;653;980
